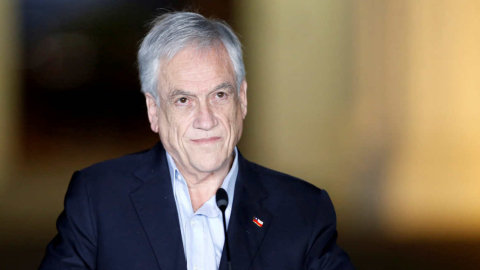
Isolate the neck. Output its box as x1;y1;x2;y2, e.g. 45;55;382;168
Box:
175;154;235;212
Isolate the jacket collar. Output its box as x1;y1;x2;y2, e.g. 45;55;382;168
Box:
131;143;272;270
130;143;187;270
219;150;273;270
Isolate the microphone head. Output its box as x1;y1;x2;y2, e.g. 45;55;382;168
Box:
216;188;229;212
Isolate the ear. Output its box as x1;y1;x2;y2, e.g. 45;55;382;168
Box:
145;93;159;133
239;80;248;119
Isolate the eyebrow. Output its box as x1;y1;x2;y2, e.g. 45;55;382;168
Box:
213;82;235;92
168;82;235;100
169;89;193;99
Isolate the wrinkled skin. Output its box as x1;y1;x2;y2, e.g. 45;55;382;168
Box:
145;45;247;208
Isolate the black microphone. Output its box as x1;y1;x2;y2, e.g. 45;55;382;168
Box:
216;188;232;270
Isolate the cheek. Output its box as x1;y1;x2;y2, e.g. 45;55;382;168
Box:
217;106;236;129
221;105;243;142
158;107;179;142
230;103;242;126
168;111;195;141
233;105;245;138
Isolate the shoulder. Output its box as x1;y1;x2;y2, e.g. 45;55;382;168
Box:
70;145;161;193
240;158;337;234
63;144;166;212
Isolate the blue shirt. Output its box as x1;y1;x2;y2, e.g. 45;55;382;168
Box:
166;148;238;270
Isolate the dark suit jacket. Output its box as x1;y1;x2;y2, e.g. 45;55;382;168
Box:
40;143;354;270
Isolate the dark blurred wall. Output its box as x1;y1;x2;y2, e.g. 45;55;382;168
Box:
1;0;234;269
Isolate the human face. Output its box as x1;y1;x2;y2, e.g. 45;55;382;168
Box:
146;46;247;177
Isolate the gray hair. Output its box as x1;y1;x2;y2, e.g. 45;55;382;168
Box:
137;12;245;102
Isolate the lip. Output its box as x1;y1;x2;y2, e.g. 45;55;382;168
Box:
191;137;222;144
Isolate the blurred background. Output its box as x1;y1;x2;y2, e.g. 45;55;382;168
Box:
1;0;479;269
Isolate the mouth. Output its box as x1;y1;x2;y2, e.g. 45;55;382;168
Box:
190;137;222;144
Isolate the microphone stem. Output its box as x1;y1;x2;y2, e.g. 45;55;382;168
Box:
221;209;231;268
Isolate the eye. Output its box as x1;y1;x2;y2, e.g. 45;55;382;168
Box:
216;92;226;98
178;97;188;103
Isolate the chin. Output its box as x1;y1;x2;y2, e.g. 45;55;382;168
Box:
190;154;226;173
193;161;223;173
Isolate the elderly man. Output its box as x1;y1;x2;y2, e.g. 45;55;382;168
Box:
40;12;354;270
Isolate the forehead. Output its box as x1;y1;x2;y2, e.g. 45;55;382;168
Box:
159;45;234;92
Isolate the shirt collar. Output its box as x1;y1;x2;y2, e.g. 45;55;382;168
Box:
166;147;238;216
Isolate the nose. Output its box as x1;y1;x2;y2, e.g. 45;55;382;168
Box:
192;102;218;130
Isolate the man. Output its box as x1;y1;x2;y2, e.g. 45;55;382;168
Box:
40;12;354;270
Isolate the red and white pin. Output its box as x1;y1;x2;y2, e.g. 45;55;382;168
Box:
253;216;264;227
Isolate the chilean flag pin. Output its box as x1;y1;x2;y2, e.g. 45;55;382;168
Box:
253;216;264;227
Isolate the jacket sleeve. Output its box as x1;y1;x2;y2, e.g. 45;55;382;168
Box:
304;190;355;270
39;171;97;270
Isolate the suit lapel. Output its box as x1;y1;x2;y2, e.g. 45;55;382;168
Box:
130;143;186;270
219;151;273;270
130;145;270;270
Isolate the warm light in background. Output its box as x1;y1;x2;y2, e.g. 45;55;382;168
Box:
376;0;480;240
236;0;353;206
237;0;480;240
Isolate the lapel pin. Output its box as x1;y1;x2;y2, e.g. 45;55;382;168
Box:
253;216;264;227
